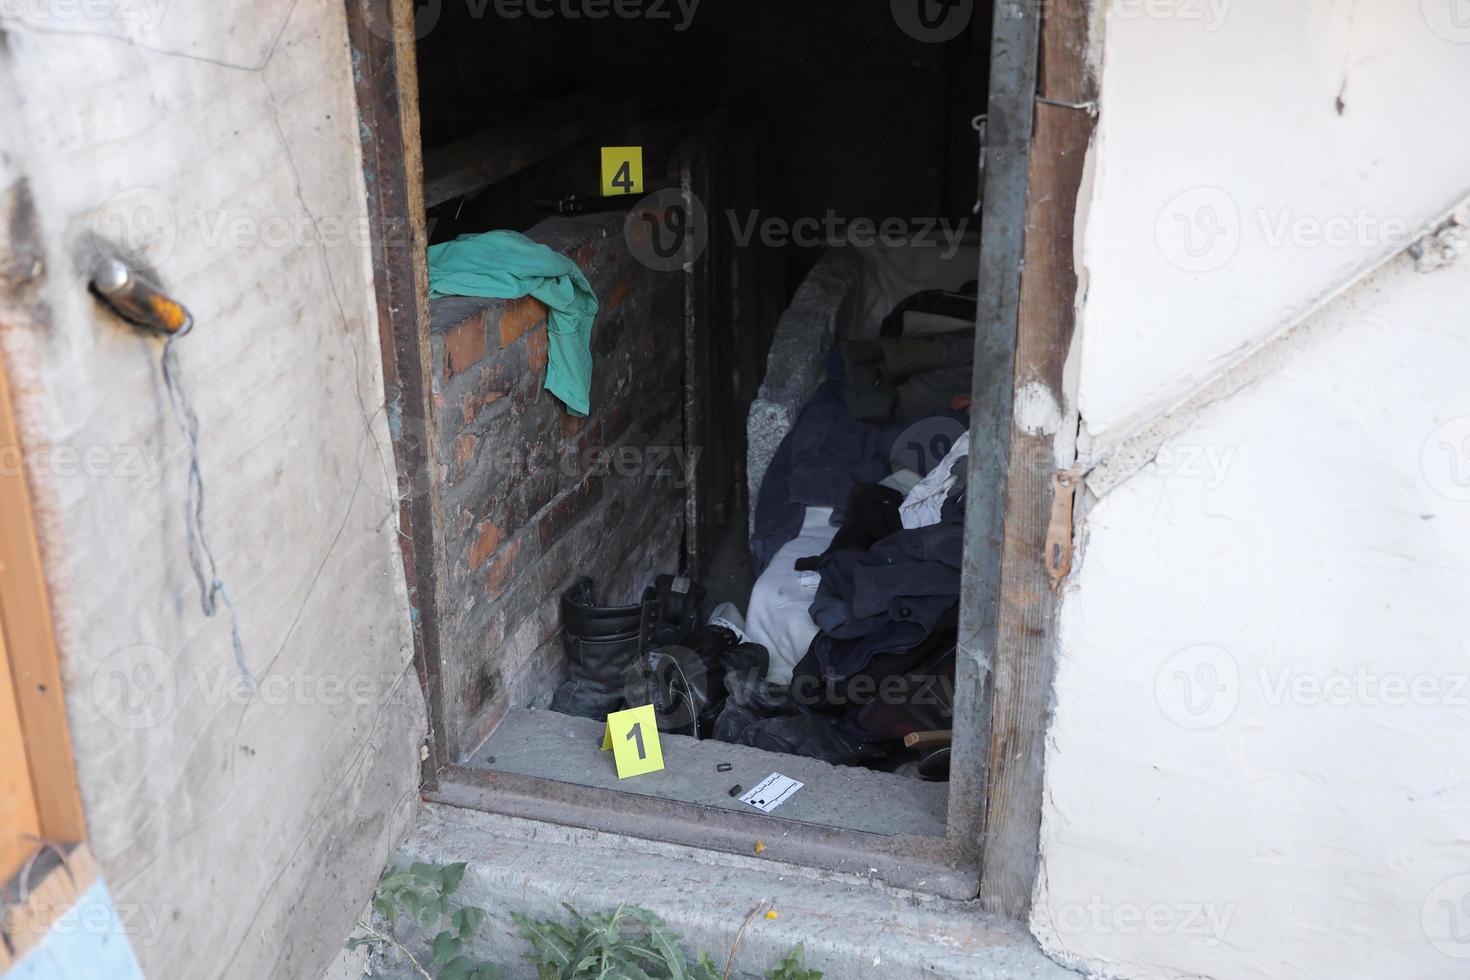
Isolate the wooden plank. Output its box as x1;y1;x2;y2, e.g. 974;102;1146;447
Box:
0;619;42;883
946;0;1043;867
0;347;85;848
904;730;954;749
346;0;447;783
422;85;669;208
977;0;1098;919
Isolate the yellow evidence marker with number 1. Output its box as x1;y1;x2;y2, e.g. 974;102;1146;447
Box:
601;703;664;778
600;146;644;197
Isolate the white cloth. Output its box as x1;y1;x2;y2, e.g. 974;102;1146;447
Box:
744;507;838;685
706;602;748;643
881;468;924;496
842;239;982;341
899;432;970;530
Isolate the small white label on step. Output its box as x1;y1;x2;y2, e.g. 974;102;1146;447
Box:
672;576;691;595
740;773;804;813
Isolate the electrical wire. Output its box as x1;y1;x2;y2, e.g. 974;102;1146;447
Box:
160;335;256;693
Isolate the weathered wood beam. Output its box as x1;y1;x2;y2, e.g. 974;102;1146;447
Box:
977;0;1099;919
947;0;1043;877
422;85;669;208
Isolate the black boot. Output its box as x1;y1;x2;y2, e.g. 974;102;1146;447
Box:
637;621;739;736
551;578;642;719
712;643;800;742
551;576;703;720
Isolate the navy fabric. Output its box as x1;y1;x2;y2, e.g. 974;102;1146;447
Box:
787;384;879;507
794;484;904;572
751;351;968;573
802;520;964;681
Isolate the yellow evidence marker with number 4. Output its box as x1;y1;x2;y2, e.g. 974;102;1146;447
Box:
601;703;664;779
600;146;644;197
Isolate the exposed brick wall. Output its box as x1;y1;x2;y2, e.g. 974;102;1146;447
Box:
429;213;686;759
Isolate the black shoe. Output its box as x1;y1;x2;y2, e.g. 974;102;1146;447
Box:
737;712;872;767
712;700;764;744
638;622;741;736
551;575;704;720
711;643;800;742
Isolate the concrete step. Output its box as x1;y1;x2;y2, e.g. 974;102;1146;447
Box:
370;802;1081;980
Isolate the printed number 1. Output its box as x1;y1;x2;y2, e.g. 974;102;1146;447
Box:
626;721;647;760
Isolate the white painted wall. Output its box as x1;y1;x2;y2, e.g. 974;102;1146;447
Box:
1075;0;1470;446
0;4;425;979
1038;4;1470;977
1039;251;1470;979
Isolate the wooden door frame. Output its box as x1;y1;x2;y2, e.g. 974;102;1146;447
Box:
0;346;87;880
344;0;448;787
960;0;1099;919
346;0;1098;919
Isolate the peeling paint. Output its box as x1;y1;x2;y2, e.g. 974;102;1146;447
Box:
1015;380;1062;436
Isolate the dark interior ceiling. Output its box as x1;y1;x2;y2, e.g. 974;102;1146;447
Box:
415;0;993;236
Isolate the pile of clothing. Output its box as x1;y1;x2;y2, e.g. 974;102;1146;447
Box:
727;431;971;776
548;283;977;780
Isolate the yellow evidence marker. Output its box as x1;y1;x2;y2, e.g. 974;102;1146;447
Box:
600;146;644;197
601;703;664;779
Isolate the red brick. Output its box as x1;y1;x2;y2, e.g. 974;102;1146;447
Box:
526;324;549;372
469;521;502;570
538;474;603;550
497;465;557;540
444;312;487;378
563;417;602;452
483;537;524;596
464;385;505;423
511;373;543;413
463;356;517;422
453;434;477;470
499;296;548;347
606;275;634;310
606;406;629;442
573;241;599;268
484;610;507;651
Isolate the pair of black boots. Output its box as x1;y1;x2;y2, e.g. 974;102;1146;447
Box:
550;575;738;736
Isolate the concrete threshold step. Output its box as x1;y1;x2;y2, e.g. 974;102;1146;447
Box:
377;802;1080;980
467;708;950;839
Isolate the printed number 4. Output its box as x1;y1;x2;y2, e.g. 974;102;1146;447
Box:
611;160;635;194
626;721;647;760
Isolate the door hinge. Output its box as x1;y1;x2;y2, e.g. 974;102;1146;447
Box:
1045;468;1084;592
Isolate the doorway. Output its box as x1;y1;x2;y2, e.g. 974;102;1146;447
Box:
348;0;1086;911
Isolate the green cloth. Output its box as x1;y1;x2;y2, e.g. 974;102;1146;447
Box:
428;230;600;416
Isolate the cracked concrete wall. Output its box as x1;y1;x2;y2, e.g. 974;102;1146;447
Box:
1039;250;1470;980
1036;6;1470;974
1074;1;1470;450
0;4;425;979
